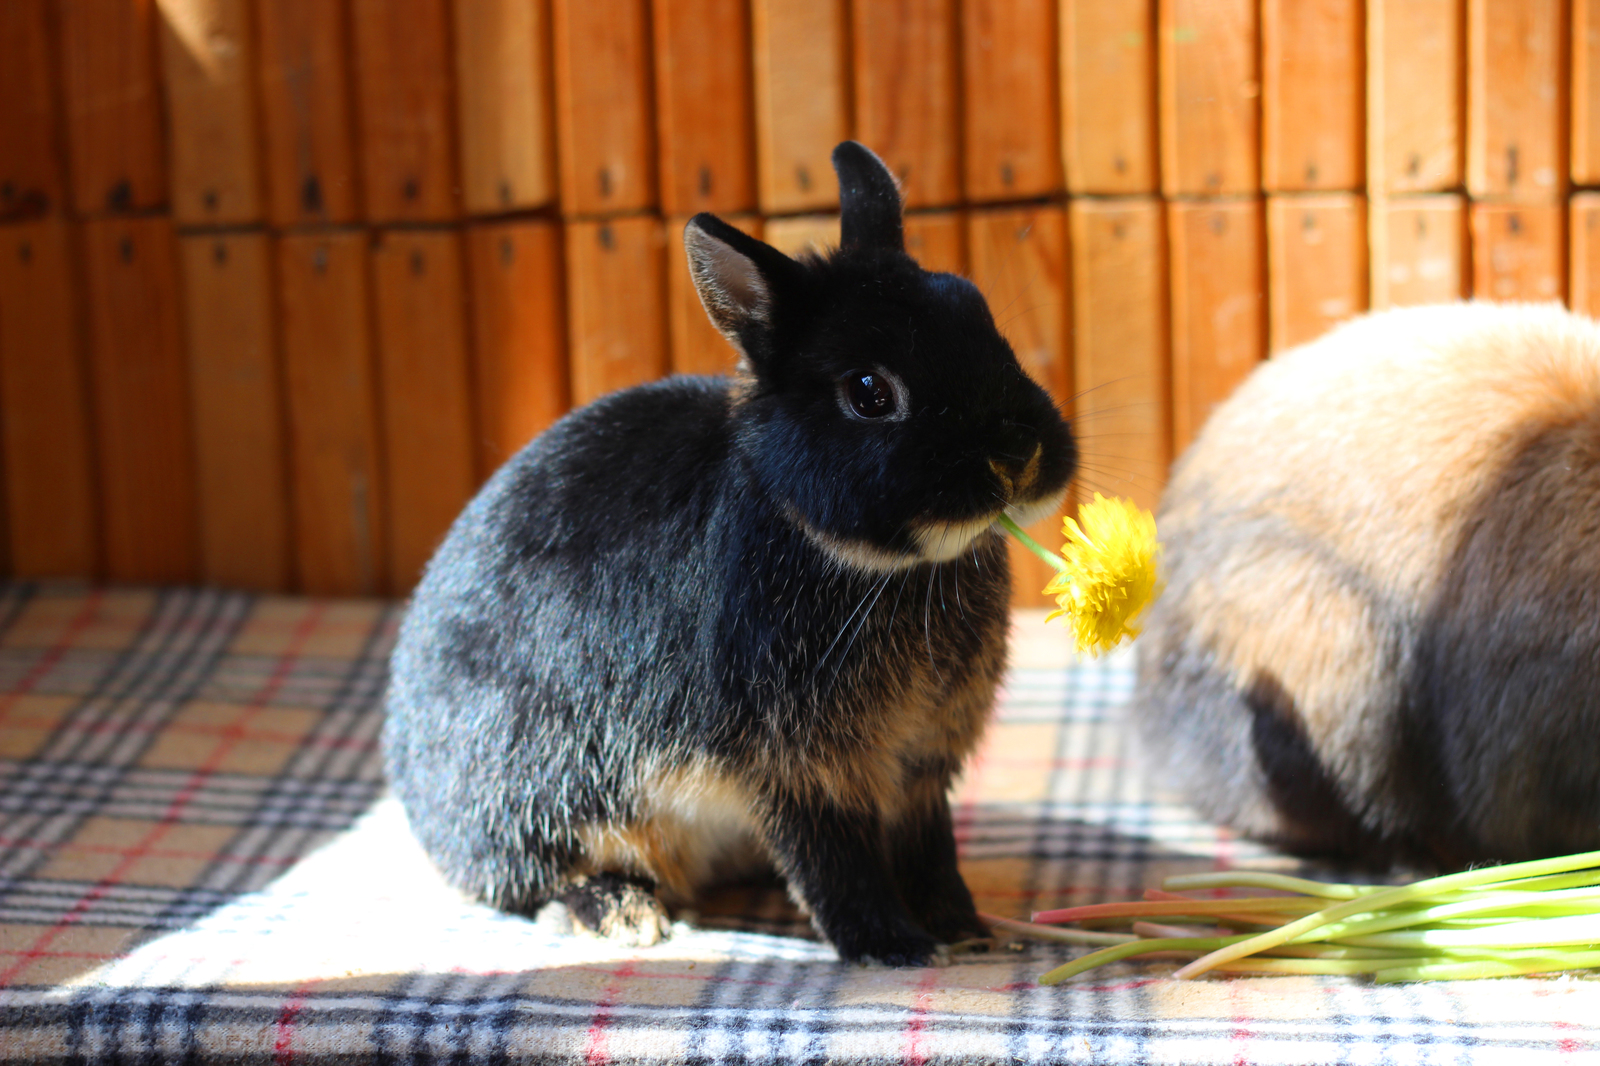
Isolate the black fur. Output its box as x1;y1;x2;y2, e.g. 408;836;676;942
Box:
383;142;1074;964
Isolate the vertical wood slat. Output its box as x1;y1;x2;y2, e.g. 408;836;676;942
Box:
1576;0;1600;185
1159;0;1260;196
1370;193;1466;307
466;220;571;477
1060;0;1158;195
1266;193;1368;352
0;0;66;220
552;0;657;216
1168;198;1265;453
1469;200;1565;301
453;0;557;215
0;220;97;577
1571;193;1600;317
654;0;756;216
904;211;966;275
853;0;961;208
966;205;1070;608
1068;198;1169;515
1466;0;1565;199
1368;0;1463;194
350;0;459;223
370;230;479;592
81;217;198;582
178;232;290;590
255;0;361;225
1261;0;1364;191
667;214;761;377
962;0;1062;201
763;215;843;258
277;232;386;596
565;217;668;407
752;0;850;214
157;0;263;225
59;0;168;215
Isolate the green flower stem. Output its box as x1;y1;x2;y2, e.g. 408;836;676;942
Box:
980;912;1137;946
1173;849;1600;979
996;513;1066;571
1039;935;1254;985
1374;948;1600;983
1162;872;1381;900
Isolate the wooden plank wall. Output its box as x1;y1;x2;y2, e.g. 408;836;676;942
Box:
0;0;1595;605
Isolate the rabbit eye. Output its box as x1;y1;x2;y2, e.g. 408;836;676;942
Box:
844;371;897;419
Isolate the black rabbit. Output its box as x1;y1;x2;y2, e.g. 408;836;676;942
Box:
383;142;1075;965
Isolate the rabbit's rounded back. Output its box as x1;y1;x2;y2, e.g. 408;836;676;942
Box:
383;143;1074;963
1134;302;1600;864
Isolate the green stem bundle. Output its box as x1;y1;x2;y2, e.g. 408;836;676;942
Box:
1000;849;1600;985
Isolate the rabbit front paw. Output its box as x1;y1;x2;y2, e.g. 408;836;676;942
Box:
561;872;673;947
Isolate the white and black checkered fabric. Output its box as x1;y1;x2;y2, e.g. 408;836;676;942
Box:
0;585;1596;1064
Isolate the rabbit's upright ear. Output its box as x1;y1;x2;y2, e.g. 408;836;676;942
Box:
833;142;903;252
684;214;800;353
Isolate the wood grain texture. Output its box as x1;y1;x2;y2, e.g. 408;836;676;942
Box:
962;0;1062;201
157;0;263;224
1368;0;1463;193
1571;193;1600;317
1167;198;1265;453
59;0;168;215
1068;198;1169;515
370;230;479;592
565;216;668;406
853;0;960;208
1369;194;1467;307
350;0;459;222
1469;200;1564;301
466;220;571;476
1061;0;1158;194
654;0;756;215
1577;0;1600;185
1466;0;1564;200
762;214;842;258
454;0;557;214
277;232;386;596
178;233;290;591
1266;193;1367;353
80;217;198;582
752;0;850;214
667;214;760;377
0;0;66;220
904;211;965;275
0;220;97;578
552;0;657;216
255;0;360;224
1159;0;1260;196
966;204;1070;608
1262;0;1364;191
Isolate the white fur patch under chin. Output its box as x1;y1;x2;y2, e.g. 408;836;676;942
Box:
792;516;924;574
1005;486;1069;530
911;516;999;563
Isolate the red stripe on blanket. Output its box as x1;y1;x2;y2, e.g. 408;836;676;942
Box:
0;590;104;722
900;967;942;1066
583;959;638;1066
0;603;325;988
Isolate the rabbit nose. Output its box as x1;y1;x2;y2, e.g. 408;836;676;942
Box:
988;443;1043;500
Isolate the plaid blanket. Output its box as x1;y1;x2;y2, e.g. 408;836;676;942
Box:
0;585;1596;1064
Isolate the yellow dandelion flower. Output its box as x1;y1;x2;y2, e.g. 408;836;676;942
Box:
998;495;1163;657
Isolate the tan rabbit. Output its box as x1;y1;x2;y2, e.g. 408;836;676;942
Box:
1133;302;1600;866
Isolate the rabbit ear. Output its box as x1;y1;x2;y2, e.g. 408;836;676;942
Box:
683;213;800;347
833;141;904;252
